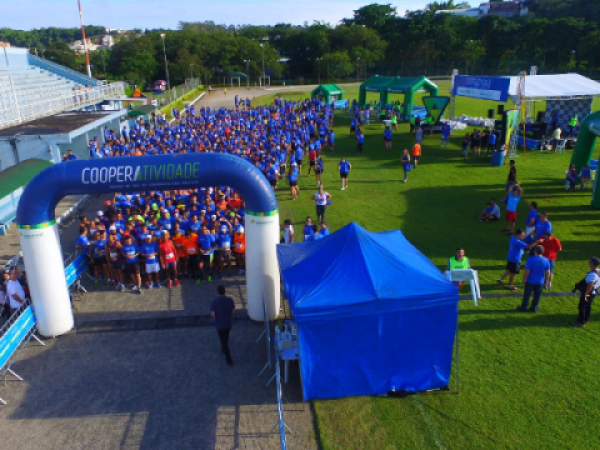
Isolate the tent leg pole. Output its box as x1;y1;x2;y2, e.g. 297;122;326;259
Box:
455;321;460;394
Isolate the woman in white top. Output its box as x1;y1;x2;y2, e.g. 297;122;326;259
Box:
312;186;332;223
281;219;294;244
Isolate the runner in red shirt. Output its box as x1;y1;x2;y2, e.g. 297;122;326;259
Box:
539;230;561;290
159;230;180;288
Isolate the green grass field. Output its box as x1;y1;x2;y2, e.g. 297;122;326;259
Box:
255;88;600;449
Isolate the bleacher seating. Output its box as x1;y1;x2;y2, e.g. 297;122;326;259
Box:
0;48;125;130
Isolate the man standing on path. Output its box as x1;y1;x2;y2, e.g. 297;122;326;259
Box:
538;230;561;290
339;157;351;190
210;285;236;366
517;245;551;313
572;257;600;327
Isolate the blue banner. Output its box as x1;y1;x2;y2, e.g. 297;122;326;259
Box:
453;76;510;102
17;153;277;227
65;254;88;287
0;306;36;370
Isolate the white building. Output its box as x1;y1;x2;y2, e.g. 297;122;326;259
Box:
436;1;528;18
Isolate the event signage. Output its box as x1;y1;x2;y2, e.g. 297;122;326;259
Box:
453;76;510;102
0;306;35;370
422;96;450;124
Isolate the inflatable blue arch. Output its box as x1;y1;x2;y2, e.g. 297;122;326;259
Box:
17;153;280;337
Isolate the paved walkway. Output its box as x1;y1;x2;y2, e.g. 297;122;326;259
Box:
0;194;318;450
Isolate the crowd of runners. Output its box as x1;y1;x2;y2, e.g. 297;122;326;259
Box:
72;96;342;293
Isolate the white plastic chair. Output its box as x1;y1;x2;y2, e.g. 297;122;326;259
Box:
445;269;481;306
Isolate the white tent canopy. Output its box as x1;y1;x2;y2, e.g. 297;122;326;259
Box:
508;74;600;101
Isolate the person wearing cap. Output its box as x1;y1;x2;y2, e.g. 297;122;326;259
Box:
141;233;161;288
121;233;143;294
233;226;246;275
572;257;600;327
538;230;562;290
312;186;331;223
517;245;551;312
159;230;180;288
105;229;125;291
197;225;216;283
216;220;233;278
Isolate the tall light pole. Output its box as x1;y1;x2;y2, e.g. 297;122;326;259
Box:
260;43;265;87
244;59;250;90
77;0;92;77
356;57;360;82
569;50;576;72
160;33;171;104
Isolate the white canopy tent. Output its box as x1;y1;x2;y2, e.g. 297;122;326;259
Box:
508;74;600;101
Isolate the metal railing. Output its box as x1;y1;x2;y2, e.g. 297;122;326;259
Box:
28;53;99;86
0;78;125;130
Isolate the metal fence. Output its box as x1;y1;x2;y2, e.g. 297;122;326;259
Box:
150;77;201;109
0;78;125;130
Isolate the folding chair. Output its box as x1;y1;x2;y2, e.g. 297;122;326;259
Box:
555;139;567;154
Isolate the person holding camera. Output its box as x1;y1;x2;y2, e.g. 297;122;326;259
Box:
572;257;600;327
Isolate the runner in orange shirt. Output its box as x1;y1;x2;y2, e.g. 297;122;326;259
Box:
233;226;246;275
412;142;422;168
171;225;187;278
183;229;199;279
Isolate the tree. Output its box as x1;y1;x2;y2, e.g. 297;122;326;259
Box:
44;41;78;70
342;3;397;32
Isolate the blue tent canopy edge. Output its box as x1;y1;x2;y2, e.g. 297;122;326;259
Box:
276;222;459;399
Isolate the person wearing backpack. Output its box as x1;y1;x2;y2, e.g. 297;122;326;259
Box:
572;257;600;327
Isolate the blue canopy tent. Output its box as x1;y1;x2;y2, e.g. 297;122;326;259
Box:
276;222;459;400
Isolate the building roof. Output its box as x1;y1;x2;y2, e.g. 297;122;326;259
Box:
0;158;53;199
0;111;118;137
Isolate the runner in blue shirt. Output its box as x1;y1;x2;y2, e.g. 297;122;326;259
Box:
197;226;216;283
503;184;523;236
441;123;451;147
288;163;299;200
498;229;538;291
121;234;143;294
338;157;351;190
518;245;551;312
140;234;160;288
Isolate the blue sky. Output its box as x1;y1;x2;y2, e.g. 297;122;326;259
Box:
2;0;428;30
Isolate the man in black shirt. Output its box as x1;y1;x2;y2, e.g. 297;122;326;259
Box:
210;285;236;366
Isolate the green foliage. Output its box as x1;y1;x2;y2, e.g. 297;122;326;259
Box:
44;41;80;70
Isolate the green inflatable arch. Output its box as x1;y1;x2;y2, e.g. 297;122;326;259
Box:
569;110;600;208
358;75;439;121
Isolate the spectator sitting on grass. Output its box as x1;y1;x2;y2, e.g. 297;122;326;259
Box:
579;165;591;190
478;199;501;222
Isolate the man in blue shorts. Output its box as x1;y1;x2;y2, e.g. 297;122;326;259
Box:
441;123;451;147
338;157;351;190
498;229;537;291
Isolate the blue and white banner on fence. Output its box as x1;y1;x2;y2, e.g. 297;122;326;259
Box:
0;306;36;369
453;76;510;102
65;254;88;287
